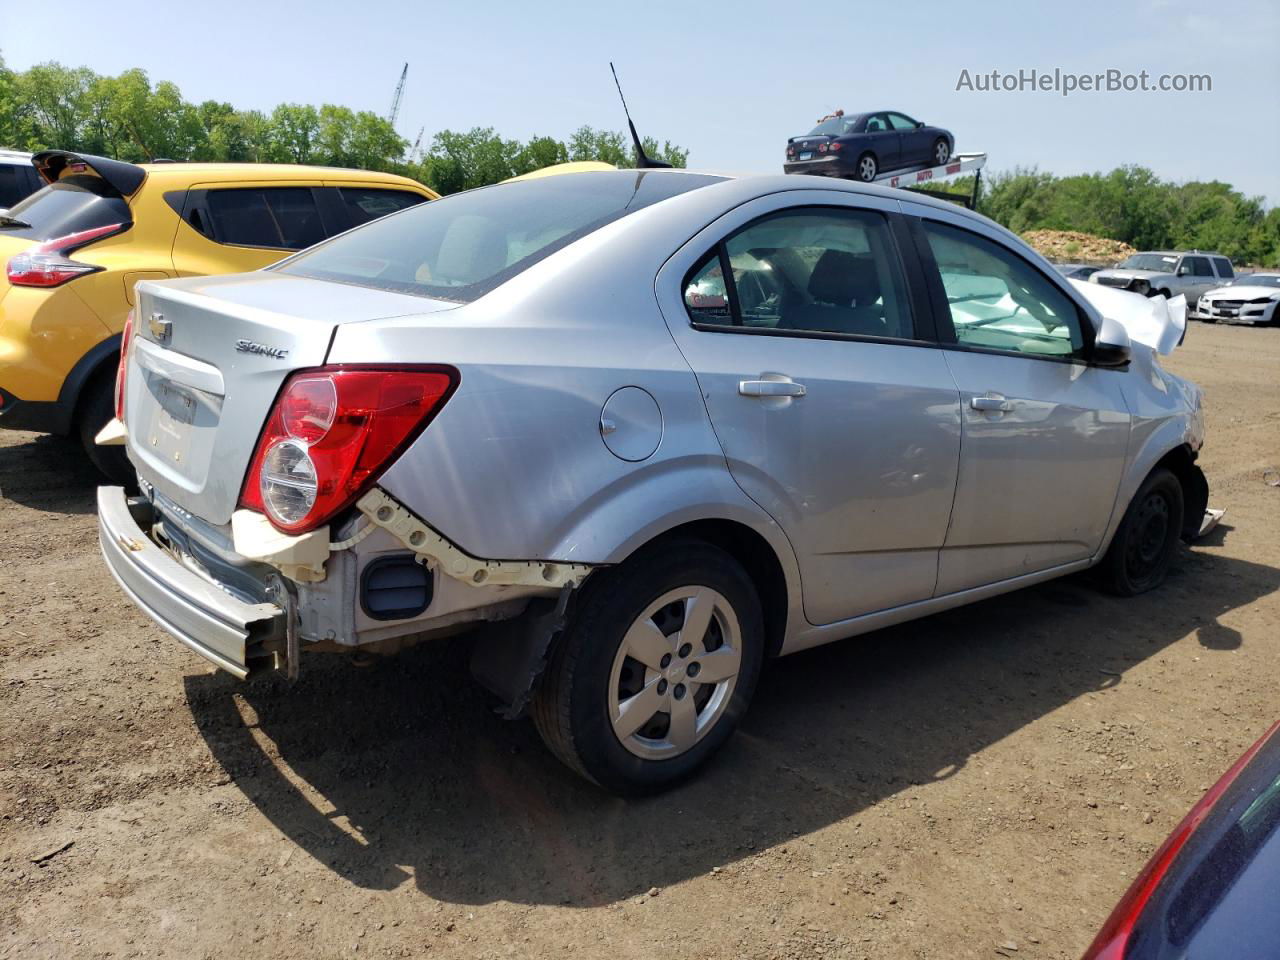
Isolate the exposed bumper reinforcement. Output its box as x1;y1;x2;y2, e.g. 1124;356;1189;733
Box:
98;486;284;678
356;488;595;589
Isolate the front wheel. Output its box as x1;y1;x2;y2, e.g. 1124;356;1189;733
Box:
855;153;878;182
1098;468;1184;596
933;138;951;165
532;540;764;795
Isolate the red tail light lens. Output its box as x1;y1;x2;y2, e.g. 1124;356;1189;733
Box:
828;142;843;152
6;222;125;288
1081;717;1280;960
817;143;828;153
115;311;134;421
240;366;457;533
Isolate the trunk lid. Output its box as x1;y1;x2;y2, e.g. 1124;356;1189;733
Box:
788;135;833;160
125;272;454;524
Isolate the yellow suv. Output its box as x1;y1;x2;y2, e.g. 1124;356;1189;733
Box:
0;151;437;480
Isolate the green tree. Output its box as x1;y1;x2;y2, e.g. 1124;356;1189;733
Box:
269;103;320;164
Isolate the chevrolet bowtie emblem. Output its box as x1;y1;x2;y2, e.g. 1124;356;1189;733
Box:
149;312;171;343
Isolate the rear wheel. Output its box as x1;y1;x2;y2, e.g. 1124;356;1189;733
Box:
1098;468;1184;596
78;372;134;486
933;138;951;165
855;153;878;182
532;540;764;795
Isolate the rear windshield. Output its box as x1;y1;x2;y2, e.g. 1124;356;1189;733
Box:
276;171;725;303
808;116;860;136
0;175;132;240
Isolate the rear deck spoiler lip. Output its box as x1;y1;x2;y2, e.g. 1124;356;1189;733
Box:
31;150;147;197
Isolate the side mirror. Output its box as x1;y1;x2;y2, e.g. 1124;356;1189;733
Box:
1176;265;1189;276
1092;314;1132;367
916;121;925;128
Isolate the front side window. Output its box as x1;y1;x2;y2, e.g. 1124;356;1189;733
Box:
1183;255;1214;277
206;187;325;250
1213;257;1235;279
886;113;918;131
921;220;1085;360
339;187;427;227
683;207;914;339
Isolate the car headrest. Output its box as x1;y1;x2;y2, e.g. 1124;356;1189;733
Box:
434;215;508;285
808;251;881;307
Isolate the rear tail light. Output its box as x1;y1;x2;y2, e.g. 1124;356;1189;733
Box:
828;142;843;152
786;146;796;157
6;222;126;288
115;311;134;421
240;366;457;533
1081;718;1280;960
818;143;828;153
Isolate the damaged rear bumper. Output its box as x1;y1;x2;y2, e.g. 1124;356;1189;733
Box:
98;485;284;678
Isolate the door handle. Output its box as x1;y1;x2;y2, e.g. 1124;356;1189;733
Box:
970;395;1013;413
739;380;806;398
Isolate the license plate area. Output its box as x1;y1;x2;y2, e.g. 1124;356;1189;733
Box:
799;151;813;161
134;369;223;487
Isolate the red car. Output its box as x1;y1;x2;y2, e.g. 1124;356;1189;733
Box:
1082;718;1280;959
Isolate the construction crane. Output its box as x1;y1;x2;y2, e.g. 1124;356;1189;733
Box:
409;125;425;163
388;63;408;128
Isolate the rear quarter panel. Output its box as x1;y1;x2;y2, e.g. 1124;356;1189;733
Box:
328;197;800;577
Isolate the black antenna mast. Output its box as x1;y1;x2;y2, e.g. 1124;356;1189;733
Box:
610;62;672;170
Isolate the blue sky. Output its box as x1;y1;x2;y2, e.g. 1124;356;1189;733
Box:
3;0;1277;203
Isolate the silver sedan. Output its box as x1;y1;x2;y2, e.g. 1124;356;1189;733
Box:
98;170;1208;794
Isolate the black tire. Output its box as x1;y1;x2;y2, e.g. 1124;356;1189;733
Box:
855;152;878;182
78;372;135;486
1098;468;1184;596
532;540;765;795
933;138;951;165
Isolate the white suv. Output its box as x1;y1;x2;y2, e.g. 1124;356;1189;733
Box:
0;150;40;214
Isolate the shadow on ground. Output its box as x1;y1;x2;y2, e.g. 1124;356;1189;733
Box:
0;432;102;516
185;540;1279;908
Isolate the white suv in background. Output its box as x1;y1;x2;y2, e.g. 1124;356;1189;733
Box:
0;150;41;214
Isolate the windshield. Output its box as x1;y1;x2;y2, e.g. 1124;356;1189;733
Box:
808;116;860;136
1232;274;1280;288
1118;253;1178;271
0;175;132;240
277;171;725;303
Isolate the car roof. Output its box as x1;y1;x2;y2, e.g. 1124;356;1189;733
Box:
1132;250;1227;258
527;168;1018;246
0;149;32;163
136;162;432;190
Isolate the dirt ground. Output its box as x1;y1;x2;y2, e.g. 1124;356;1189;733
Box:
2;322;1278;960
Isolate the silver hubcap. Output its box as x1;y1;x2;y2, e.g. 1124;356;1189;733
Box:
935;143;948;163
859;157;876;180
608;586;743;760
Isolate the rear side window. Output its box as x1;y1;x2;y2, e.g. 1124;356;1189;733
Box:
684;207;914;339
340;187;427;227
278;171;724;303
1213;257;1235;279
205;187;325;250
0;164;33;208
1184;255;1214;277
0;175;132;240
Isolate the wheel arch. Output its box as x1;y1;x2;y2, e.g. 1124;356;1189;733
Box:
58;333;122;435
1154;444;1208;541
636;518;791;658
